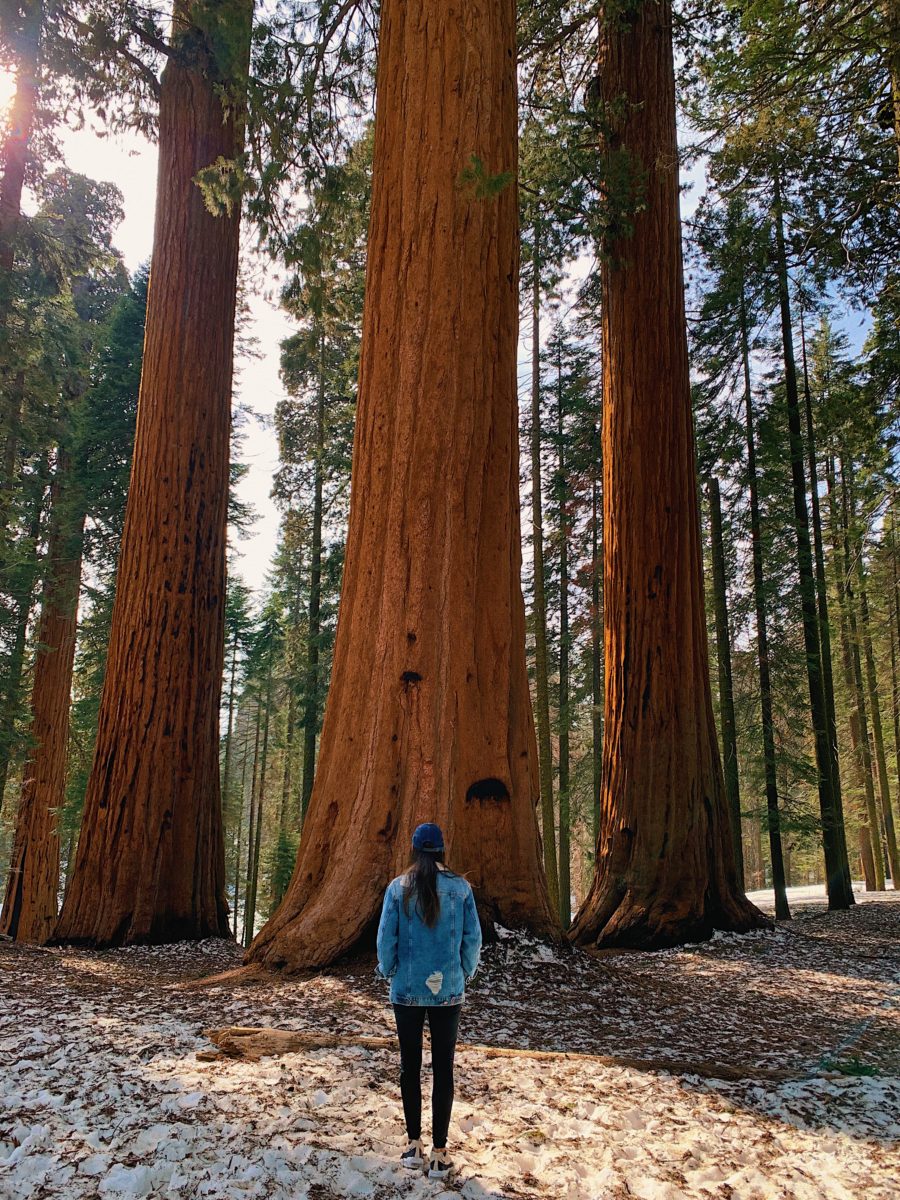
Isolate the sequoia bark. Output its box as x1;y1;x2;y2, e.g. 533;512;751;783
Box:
570;0;765;948
54;0;252;945
249;0;556;971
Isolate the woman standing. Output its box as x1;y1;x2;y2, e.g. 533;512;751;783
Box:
376;822;482;1179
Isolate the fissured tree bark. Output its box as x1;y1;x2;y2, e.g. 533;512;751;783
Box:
249;0;557;971
54;0;251;946
570;0;767;949
0;454;82;943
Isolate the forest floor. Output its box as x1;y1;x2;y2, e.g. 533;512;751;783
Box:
1;890;898;1200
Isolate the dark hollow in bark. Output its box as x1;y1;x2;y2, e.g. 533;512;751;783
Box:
247;0;557;972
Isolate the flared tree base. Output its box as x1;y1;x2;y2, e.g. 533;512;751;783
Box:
570;882;771;952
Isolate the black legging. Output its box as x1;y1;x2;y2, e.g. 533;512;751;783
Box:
393;1003;462;1148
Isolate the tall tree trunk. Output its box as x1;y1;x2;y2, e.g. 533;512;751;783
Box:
738;283;789;918
706;475;744;887
242;697;263;947
233;724;251;928
799;308;850;894
300;335;325;821
889;516;900;846
837;461;885;890
570;1;765;949
0;453;47;814
856;555;900;884
0;1;42;534
854;552;900;883
247;655;274;936
54;0;252;946
222;625;240;824
556;349;571;926
836;580;880;891
590;417;603;849
1;452;84;942
772;169;853;909
529;239;559;913
248;0;556;971
280;572;302;830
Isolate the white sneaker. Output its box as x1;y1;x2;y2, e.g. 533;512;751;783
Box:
428;1148;453;1179
400;1138;424;1169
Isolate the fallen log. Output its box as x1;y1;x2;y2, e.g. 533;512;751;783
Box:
199;1026;798;1082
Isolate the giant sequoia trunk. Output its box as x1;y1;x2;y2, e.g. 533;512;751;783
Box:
248;0;556;971
0;454;83;942
54;0;252;946
570;1;764;949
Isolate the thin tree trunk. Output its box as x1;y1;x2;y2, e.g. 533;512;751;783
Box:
827;455;878;891
739;282;789;918
838;462;885;889
556;347;571;926
859;824;877;891
247;667;271;945
0;454;47;814
889;516;900;867
55;1;252;946
570;1;765;949
242;697;263;948
530;238;559;913
590;417;603;849
856;556;900;884
222;625;240;827
233;723;251;936
248;0;556;971
706;475;743;887
300;334;325;821
280;574;302;831
799;307;850;894
1;451;85;942
772;169;852;909
249;654;274;928
849;504;897;883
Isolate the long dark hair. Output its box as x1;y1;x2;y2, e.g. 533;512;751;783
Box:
403;849;452;928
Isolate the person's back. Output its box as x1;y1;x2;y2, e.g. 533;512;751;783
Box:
382;867;480;1005
376;823;482;1179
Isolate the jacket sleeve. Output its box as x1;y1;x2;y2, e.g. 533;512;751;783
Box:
461;884;483;982
376;881;400;979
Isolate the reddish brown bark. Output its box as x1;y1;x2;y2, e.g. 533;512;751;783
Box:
0;453;82;942
248;0;556;971
569;1;766;949
54;1;252;946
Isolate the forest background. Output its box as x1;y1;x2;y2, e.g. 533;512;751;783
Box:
0;0;898;947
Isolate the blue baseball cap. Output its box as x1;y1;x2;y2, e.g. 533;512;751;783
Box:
412;822;444;852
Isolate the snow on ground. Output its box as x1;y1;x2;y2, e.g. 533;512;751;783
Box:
1;894;898;1199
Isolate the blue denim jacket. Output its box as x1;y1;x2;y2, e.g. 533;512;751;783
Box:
376;869;482;1005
